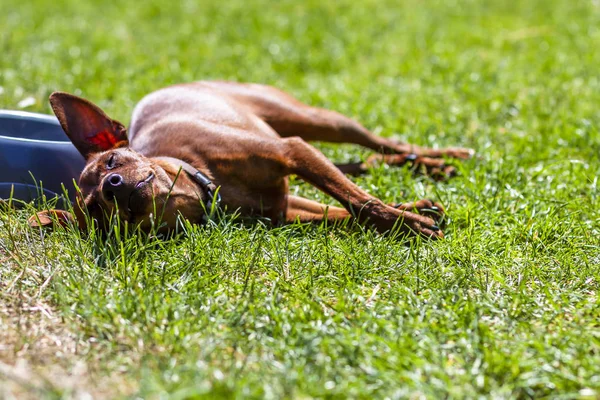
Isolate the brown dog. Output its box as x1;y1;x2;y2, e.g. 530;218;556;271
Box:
31;81;473;238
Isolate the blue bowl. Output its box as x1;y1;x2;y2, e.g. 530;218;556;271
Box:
0;110;85;207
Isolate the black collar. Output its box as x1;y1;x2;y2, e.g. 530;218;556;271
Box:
154;156;222;221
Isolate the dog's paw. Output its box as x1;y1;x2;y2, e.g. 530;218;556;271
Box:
28;210;75;229
435;147;475;160
390;199;445;226
400;210;444;239
390;142;475;160
366;154;458;180
371;202;444;239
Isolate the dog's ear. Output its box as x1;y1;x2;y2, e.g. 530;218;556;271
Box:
49;92;129;159
28;209;76;229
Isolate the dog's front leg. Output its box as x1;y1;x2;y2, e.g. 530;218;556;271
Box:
285;195;351;223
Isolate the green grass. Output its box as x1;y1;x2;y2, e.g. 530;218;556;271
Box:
2;0;600;398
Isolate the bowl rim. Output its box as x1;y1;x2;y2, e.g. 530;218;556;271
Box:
0;109;59;122
0;109;71;145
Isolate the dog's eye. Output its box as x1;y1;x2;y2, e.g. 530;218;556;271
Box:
106;154;116;170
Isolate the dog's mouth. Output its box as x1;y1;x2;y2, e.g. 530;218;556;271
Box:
135;172;155;190
125;172;155;223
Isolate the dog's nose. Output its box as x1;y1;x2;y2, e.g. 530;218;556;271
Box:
102;173;128;203
107;173;123;187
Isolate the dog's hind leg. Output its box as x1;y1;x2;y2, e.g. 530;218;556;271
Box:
205;81;473;160
203;82;472;178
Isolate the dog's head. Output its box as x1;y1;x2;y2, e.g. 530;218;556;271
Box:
29;93;208;232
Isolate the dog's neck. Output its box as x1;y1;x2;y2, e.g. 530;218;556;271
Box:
153;156;222;220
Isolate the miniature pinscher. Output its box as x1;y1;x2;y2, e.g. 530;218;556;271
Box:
31;81;473;238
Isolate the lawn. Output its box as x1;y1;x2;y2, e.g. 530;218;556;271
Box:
1;0;600;398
